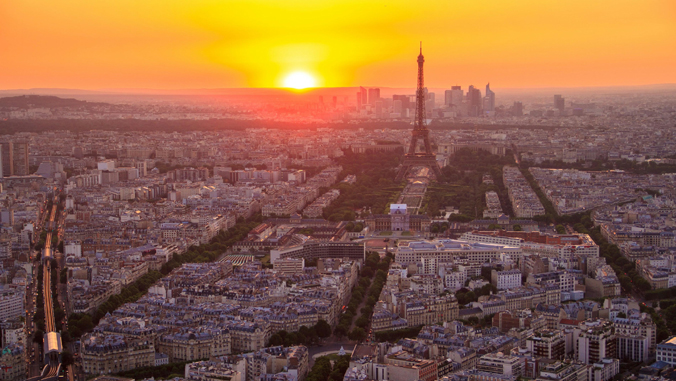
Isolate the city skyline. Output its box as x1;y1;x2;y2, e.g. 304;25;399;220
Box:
1;0;675;90
3;1;676;379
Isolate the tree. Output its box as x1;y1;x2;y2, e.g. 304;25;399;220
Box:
268;333;283;346
449;214;473;222
635;277;652;292
61;331;71;345
375;269;387;281
62;351;74;366
333;325;347;338
456;290;477;305
315;320;331;338
348;327;367;342
355;315;370;329
54;308;65;324
33;330;44;344
307;357;333;381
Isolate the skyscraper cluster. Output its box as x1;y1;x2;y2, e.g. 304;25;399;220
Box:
356;83;497;120
444;83;495;117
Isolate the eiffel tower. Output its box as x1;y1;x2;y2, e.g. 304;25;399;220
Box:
395;43;442;182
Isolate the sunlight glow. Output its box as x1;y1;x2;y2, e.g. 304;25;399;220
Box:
1;0;675;88
282;71;316;89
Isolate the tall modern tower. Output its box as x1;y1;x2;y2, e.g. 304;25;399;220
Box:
467;85;482;117
554;94;565;112
484;83;495;113
395;44;442;182
1;143;13;177
12;142;29;176
368;88;381;105
357;86;367;110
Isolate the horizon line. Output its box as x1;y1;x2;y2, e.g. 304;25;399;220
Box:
1;82;676;95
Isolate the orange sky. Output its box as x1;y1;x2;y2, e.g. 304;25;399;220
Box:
1;0;675;90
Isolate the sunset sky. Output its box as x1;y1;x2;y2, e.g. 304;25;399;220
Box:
1;0;675;90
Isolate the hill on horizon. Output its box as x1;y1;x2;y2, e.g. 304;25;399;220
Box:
0;95;108;109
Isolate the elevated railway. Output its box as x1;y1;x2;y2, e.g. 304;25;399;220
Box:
29;196;62;381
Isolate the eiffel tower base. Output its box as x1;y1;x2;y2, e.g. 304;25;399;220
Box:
395;154;442;182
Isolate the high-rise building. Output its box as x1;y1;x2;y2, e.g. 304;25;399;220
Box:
368;88;380;105
513;102;524;116
375;101;383;118
484;83;496;113
0;143;12;177
135;161;148;177
357;86;367;109
554;94;565;112
526;330;566;360
576;320;616;364
467;86;483;117
393;95;411;111
393;100;403;115
426;91;435;104
450;86;463;107
425;91;435;117
445;88;463;107
11;142;29;176
0;292;24;322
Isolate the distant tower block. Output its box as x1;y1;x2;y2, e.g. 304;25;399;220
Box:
396;44;442;182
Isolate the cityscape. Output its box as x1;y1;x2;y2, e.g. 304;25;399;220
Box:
1;2;676;381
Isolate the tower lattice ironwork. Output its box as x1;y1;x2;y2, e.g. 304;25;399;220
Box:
395;43;442;182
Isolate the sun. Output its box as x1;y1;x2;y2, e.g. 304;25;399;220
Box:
282;71;316;89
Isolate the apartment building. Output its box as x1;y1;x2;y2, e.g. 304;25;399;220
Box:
0;344;25;381
81;334;155;375
575;320;616;364
400;294;459;327
591;358;619;381
503;166;545;218
526;330;566;360
385;351;438;381
157;329;231;362
656;336;676;365
0;292;24;322
273;258;305;276
492;269;522;290
477;352;524;377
